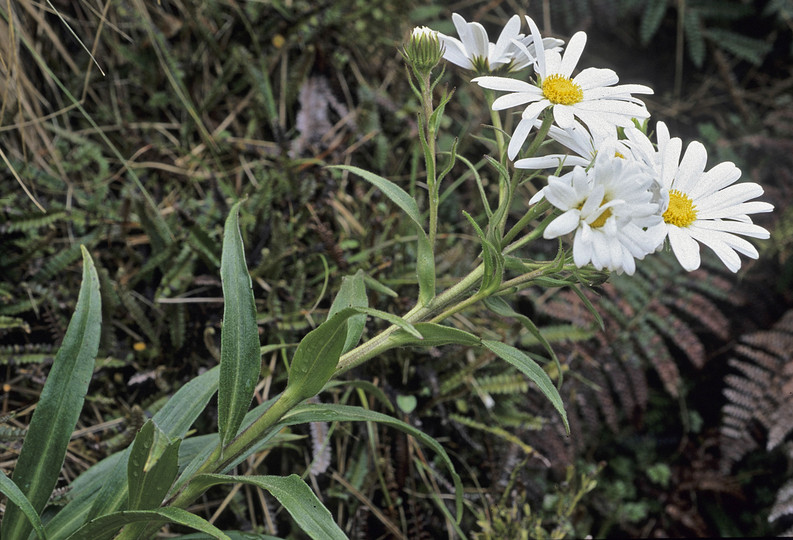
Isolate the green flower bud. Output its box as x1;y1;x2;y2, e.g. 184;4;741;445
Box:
403;26;444;76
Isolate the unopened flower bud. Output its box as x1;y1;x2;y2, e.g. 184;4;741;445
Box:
403;26;444;75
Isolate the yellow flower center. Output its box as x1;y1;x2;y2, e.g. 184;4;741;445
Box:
614;151;625;159
589;207;612;228
542;74;584;105
663;189;698;227
578;198;613;229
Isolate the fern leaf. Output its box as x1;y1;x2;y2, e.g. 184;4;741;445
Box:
684;9;706;68
704;28;772;65
640;0;668;46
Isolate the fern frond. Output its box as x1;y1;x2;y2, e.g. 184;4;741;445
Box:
1;211;68;233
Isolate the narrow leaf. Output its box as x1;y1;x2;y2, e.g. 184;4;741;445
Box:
2;246;101;540
484;296;563;388
389;322;481;348
279;403;463;522
0;469;46;540
65;507;230;540
331;165;435;303
482;340;569;433
189;474;346;540
329;165;423;227
218;201;261;446
328;271;368;353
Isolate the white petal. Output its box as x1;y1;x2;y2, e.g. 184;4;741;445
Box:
687;161;741;200
514;154;589;169
559;31;586;77
508;117;537;160
687;228;745;272
553;104;576;129
692;221;770;238
544;210;581;238
493;15;521;59
573;226;593;267
574;67;618;90
492;91;543;110
473;76;537;93
526;16;546;76
584;84;654;100
674;141;708;194
660;138;683;190
439;38;474;69
467;22;490;59
668;227;701;271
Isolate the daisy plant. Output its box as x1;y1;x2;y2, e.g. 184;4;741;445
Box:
0;12;774;540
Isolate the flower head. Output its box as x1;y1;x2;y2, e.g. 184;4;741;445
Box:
437;13;561;74
652;133;774;272
474;17;653;160
514;121;629;170
403;26;444;75
538;152;665;275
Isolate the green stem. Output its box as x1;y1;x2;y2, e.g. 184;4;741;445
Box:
522;111;554;159
503;212;558;255
502;199;552;247
421;73;439;249
335;262;485;374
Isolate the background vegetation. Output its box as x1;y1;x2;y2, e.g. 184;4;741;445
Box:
1;0;792;537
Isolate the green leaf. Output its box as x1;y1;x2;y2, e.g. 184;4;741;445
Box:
175;533;279;540
330;164;435;304
44;367;220;539
484;296;563;388
2;246;102;540
328;271;368;353
218;201;261;447
189;474;347;540
127;420;181;510
329;165;422;227
0;469;46;540
389;322;481;348
416;230;436;305
65;507;231;540
284;305;417;403
464;211;504;294
482;340;569;433
43;452;125;539
279;403;463;522
285;309;356;402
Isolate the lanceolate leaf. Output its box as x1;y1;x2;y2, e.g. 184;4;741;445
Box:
328;271;368;353
330;165;422;226
0;469;46;540
279;402;464;522
285;308;358;401
1;246;102;540
44;367;221;540
189;474;347;540
483;340;569;433
484;296;563;388
127;420;181;510
330;164;435;304
389;322;481;348
218;201;261;447
64;507;231;540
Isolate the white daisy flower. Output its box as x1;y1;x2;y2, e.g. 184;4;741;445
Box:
539;152;665;275
473;17;653;160
514;121;628;170
437;13;562;74
654;137;774;272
